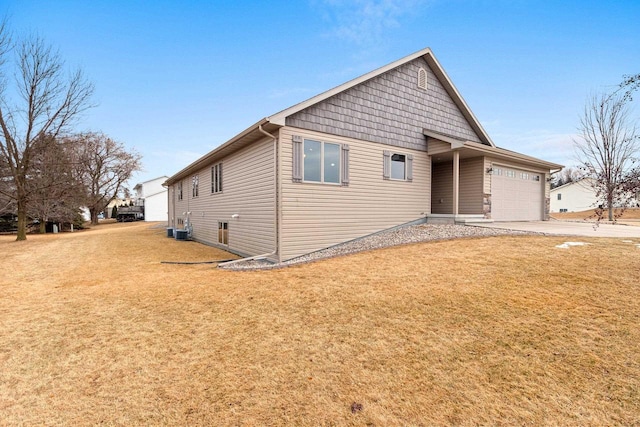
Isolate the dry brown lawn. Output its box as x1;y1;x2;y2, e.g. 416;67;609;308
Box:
1;222;639;426
552;207;640;223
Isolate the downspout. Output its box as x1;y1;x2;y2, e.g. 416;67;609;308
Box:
260;124;280;257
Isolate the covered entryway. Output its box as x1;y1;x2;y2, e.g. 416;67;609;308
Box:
424;129;562;224
491;166;544;221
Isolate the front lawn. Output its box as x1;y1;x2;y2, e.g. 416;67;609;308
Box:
1;222;638;425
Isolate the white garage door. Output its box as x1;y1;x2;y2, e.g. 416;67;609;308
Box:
491;167;544;221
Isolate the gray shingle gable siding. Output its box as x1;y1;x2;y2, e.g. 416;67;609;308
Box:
285;57;482;151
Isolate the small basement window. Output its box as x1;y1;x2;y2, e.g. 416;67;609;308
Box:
218;221;228;245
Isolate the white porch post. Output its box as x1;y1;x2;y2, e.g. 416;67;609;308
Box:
452;150;460;216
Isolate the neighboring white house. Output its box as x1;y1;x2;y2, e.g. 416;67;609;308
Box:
551;178;640;212
550;179;597;212
133;176;169;222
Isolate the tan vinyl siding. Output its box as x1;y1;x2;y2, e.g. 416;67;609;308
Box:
170;137;276;256
431;162;452;214
170;180;189;229
279;126;429;261
427;139;453;155
459;158;484;214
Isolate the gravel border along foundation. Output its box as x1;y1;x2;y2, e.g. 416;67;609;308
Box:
220;224;538;271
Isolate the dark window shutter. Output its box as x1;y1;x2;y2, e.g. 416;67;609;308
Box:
383;150;391;180
407;154;413;182
341;144;350;186
292;135;302;182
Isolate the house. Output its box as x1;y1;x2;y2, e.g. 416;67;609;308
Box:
550;179;597;213
165;48;562;262
133;176;169;222
551;178;639;212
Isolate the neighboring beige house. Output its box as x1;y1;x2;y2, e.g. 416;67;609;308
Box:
165;47;562;262
133;176;169;222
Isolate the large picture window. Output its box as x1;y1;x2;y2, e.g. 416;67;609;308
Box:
304;139;340;184
211;163;222;194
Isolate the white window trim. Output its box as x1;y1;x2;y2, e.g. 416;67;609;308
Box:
385;151;413;182
217;221;229;246
211;163;223;194
302;139;341;185
192;175;199;198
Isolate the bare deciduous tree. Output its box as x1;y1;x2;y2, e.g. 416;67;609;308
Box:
574;92;639;221
0;20;94;240
72;132;142;225
620;73;640;102
551;167;584;189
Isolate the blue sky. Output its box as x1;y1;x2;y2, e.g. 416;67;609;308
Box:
2;0;639;186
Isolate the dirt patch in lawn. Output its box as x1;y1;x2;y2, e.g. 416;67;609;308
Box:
1;222;639;425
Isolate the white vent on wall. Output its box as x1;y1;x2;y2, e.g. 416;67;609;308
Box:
417;67;427;90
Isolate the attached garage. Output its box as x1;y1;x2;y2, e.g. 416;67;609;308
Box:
491;166;544;221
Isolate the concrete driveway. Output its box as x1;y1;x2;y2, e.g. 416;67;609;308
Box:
471;221;640;238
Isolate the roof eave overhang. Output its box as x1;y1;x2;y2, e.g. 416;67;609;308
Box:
165;118;281;185
424;129;563;171
462;140;564;170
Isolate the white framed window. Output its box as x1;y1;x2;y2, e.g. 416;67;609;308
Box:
218;221;228;245
557;193;562;200
211;163;222;194
192;175;199;197
177;181;183;200
383;150;413;181
292;136;349;186
303;139;340;184
391;154;407;180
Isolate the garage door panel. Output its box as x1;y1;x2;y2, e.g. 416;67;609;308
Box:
492;167;543;221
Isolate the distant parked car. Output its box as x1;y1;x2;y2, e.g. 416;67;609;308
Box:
97;212;105;220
